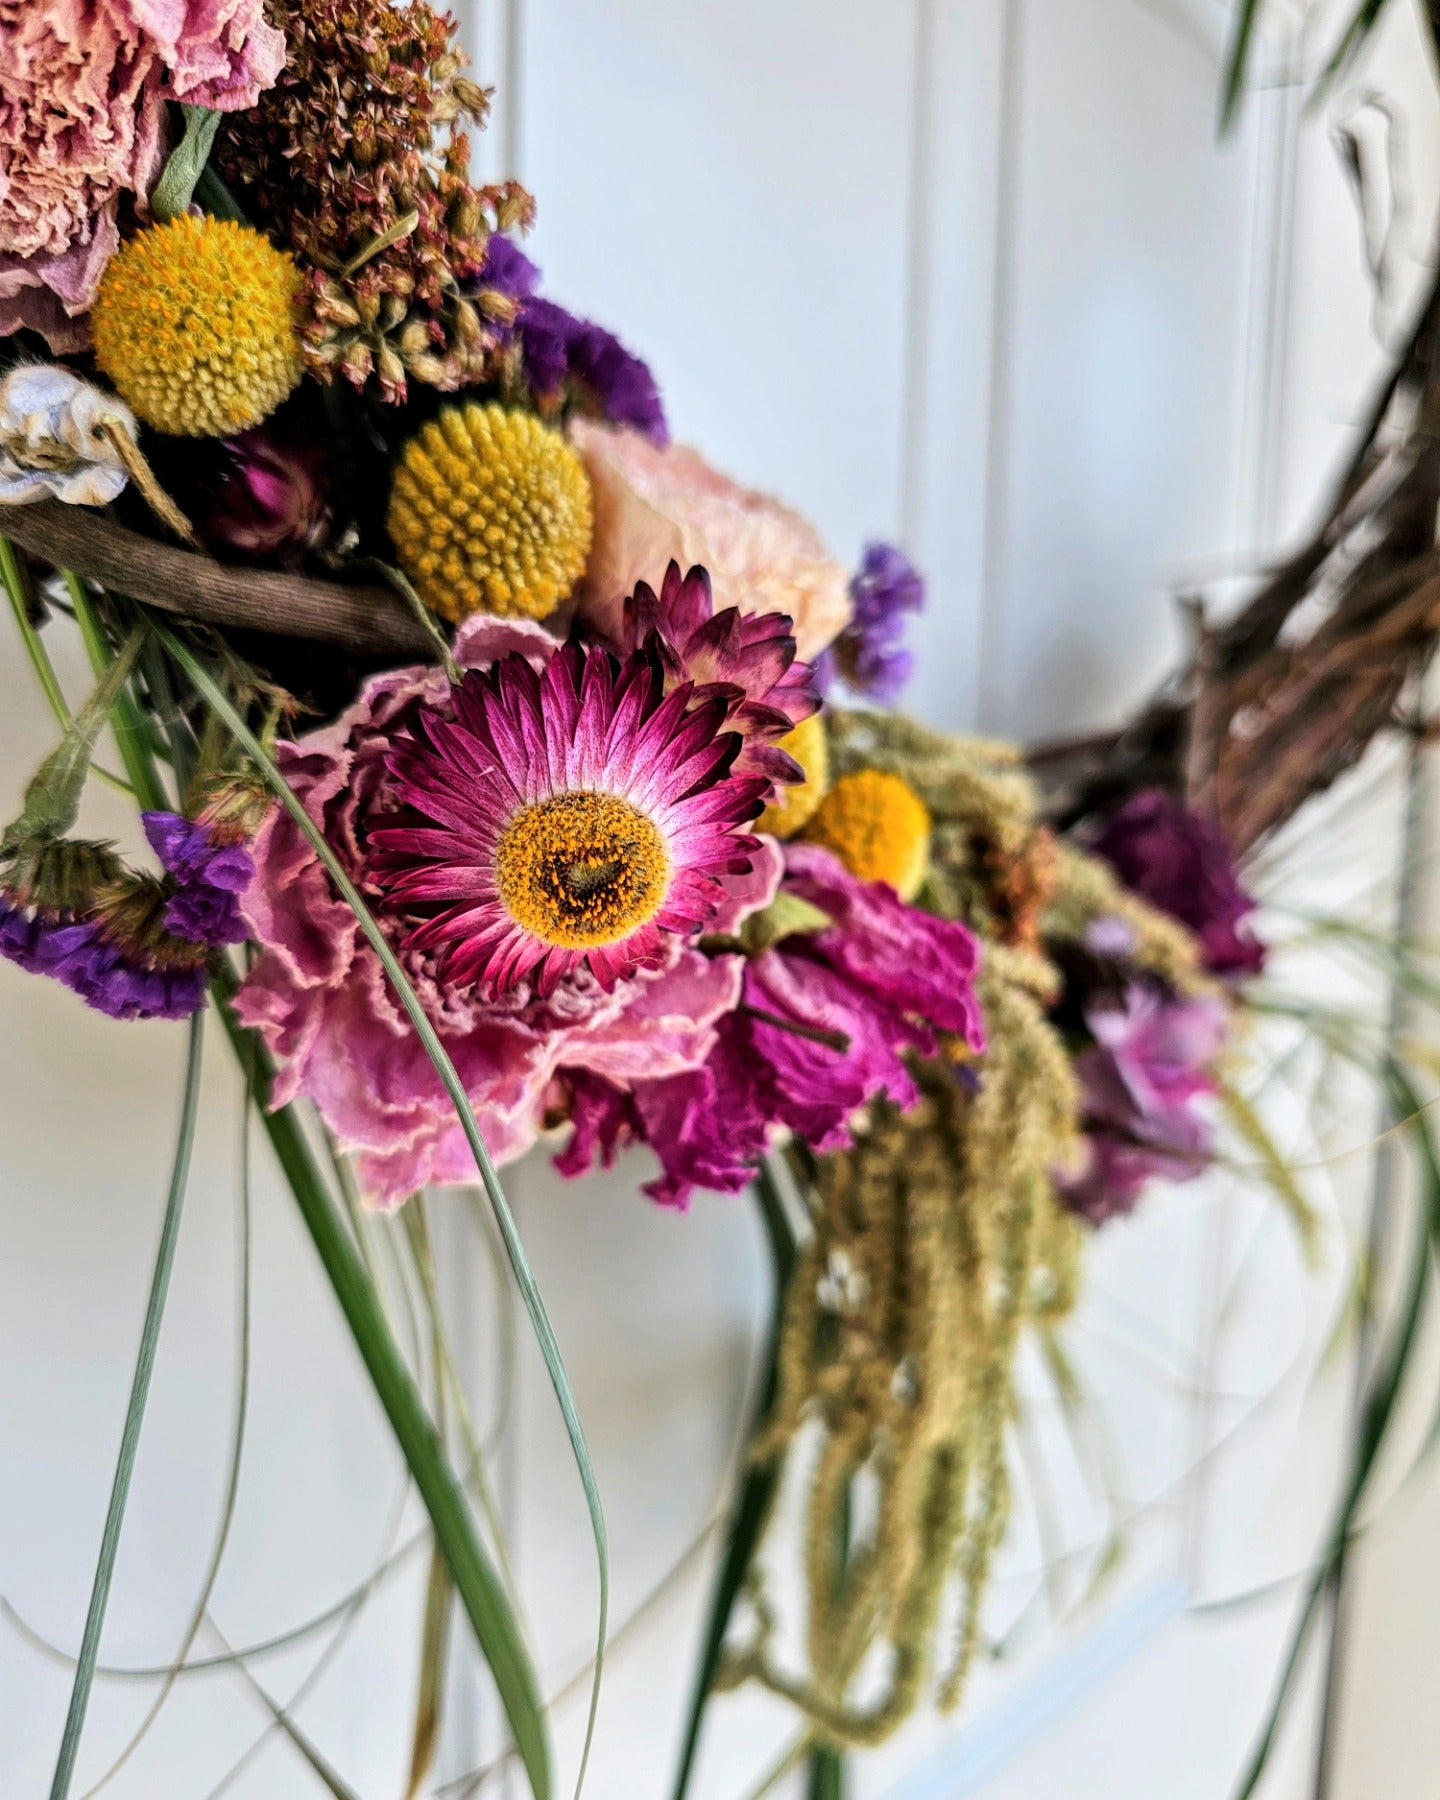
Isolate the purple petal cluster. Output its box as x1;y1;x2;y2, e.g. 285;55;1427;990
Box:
480;236;668;444
1057;984;1226;1226
0;892;205;1021
144;812;256;947
559;842;987;1209
1092;789;1265;979
815;542;924;705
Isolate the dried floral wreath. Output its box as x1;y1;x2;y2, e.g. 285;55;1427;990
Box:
2;3;1438;1797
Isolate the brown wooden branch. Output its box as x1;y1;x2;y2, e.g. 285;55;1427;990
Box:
1;499;434;659
1032;256;1440;856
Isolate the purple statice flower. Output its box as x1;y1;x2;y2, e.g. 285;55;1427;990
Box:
1092;788;1265;979
480;234;542;306
559;841;986;1209
143;811;255;947
1057;983;1227;1226
480;236;668;445
0;886;205;1021
814;543;924;705
46;919;207;1021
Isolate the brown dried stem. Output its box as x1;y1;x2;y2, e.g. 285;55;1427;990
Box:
1;499;433;659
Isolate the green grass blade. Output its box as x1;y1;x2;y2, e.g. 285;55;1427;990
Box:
1219;0;1266;128
672;1161;797;1800
65;575;170;813
164;625;606;1795
211;969;553;1800
49;1013;205;1800
163;626;606;1795
2;536;71;730
1229;1059;1437;1798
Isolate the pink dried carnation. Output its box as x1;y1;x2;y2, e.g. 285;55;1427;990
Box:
0;0;282;350
573;420;854;665
235;617;776;1211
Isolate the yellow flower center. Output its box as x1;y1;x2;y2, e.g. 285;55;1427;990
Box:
495;791;671;948
802;769;932;901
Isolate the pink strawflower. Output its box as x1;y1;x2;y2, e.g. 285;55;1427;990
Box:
0;0;282;350
236;618;776;1210
572;420;854;665
370;639;768;998
612;561;820;791
560;843;987;1209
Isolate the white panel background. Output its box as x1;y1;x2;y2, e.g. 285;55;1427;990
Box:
2;2;1439;1797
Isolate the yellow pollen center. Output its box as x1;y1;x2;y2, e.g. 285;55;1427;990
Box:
495;791;671;949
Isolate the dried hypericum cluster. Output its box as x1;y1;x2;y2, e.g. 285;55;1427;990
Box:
216;0;534;401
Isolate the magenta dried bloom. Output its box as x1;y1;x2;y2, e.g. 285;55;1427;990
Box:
193;425;333;562
236;616;778;1209
1091;788;1265;979
370;639;767;999
616;561;821;791
1058;983;1226;1225
562;843;987;1209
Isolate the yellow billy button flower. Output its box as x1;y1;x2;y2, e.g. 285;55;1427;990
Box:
387;402;594;623
802;768;932;901
92;217;303;438
757;710;830;839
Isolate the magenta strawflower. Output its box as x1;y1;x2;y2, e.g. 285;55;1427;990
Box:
615;561;820;790
370;639;768;999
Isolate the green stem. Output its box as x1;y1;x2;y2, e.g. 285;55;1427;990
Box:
164;625;602;1800
0;539;133;798
64;574;169;812
49;1014;205;1800
805;1747;846;1800
2;536;68;727
671;1159;798;1800
210;968;553;1800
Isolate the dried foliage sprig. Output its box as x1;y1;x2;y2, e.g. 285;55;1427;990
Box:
216;0;534;400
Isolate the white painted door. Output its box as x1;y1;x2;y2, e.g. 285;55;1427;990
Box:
3;3;1436;1798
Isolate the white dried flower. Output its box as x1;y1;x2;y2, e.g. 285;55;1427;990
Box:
0;365;137;508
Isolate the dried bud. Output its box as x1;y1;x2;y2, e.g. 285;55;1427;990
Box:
476;287;519;324
342;341;375;385
356;289;382;328
192;424;333;562
453;297;483;346
377;342;407;390
398;318;432;357
406;352;449;385
448;194;482;242
454;78;492;121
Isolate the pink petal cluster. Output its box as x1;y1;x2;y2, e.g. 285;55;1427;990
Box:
0;0;284;350
573;420;854;666
235;617;776;1212
560;843;987;1210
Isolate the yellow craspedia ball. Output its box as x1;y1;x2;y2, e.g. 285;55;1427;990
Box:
802;769;932;900
92;216;303;438
387;403;594;623
758;711;831;839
